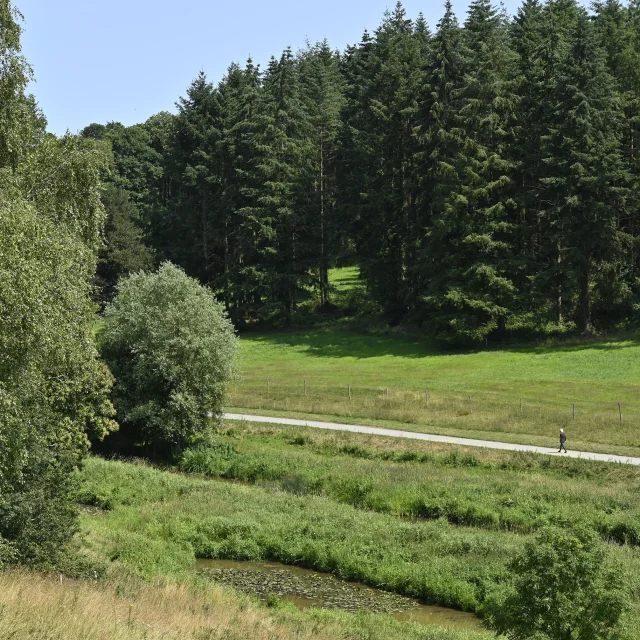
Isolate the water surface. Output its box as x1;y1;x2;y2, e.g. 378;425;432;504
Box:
196;558;482;631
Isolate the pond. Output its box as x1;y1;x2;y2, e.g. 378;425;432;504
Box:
196;559;483;631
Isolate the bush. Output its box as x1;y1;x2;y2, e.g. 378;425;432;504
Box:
101;263;238;457
484;526;631;640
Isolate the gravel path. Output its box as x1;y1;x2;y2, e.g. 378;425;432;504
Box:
223;413;640;466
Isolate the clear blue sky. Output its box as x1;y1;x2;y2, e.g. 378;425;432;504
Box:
18;0;542;135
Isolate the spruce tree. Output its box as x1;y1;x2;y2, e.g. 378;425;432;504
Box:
593;0;640;322
518;0;580;326
169;72;224;284
298;40;345;307
252;49;313;325
343;3;427;320
423;0;519;343
538;9;629;334
217;59;267;323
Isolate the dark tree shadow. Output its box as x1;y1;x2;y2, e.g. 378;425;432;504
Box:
241;326;640;361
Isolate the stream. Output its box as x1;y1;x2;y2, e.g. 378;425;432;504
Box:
196;559;483;631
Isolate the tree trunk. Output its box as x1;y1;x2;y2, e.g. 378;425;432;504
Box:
556;242;563;325
201;187;209;281
578;261;592;335
320;130;329;305
223;216;230;313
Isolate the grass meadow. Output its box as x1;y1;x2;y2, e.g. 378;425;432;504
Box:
180;421;640;544
229;325;640;455
0;571;488;640
69;422;640;638
67;271;640;638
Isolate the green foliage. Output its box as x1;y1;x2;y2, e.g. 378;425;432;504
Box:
0;3;116;564
101;262;238;454
175;423;640;545
485;527;631;639
96;185;154;302
79;454;640;633
79;0;640;342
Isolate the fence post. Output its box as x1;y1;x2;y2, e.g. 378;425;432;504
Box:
619;403;622;425
426;392;429;408
469;395;472;413
348;385;351;400
386;387;389;400
573;403;575;420
520;399;523;414
304;379;307;396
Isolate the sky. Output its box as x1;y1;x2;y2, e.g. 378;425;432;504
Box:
20;0;533;135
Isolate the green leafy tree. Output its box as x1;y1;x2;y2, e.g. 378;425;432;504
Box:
486;527;630;640
101;262;238;456
96;185;154;302
0;2;116;565
0;196;116;565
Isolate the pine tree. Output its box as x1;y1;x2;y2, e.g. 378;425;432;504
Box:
217;59;267;323
298;40;346;307
538;9;629;334
415;0;468;322
169;72;224;284
592;0;640;323
342;3;427;320
252;50;314;325
516;0;580;326
423;0;520;343
96;185;154;303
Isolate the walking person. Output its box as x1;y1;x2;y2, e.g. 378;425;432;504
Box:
558;428;567;453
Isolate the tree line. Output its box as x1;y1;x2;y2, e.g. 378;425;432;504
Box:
0;1;237;566
87;0;640;344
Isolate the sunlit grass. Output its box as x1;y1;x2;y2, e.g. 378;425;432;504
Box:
232;326;640;453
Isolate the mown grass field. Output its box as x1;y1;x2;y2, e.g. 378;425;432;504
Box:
230;322;640;454
68;422;640;638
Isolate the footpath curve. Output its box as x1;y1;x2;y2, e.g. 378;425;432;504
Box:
222;413;640;466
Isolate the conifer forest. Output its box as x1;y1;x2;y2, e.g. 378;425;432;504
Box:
86;0;640;343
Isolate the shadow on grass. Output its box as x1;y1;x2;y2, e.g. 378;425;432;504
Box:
242;327;434;359
241;325;640;361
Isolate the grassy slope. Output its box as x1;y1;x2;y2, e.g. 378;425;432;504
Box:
78;459;498;640
77;442;640;638
237;327;640;403
181;421;640;543
230;326;640;454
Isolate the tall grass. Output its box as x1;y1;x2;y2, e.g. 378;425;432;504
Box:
180;421;640;543
228;380;640;455
0;571;491;640
78;457;640;625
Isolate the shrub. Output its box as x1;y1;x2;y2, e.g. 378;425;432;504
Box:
101;263;238;457
484;527;631;640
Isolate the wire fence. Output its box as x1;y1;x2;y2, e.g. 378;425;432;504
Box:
228;377;640;430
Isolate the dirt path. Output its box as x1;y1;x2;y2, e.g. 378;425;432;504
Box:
223;413;640;466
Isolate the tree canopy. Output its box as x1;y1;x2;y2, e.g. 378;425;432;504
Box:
87;0;640;343
100;263;238;456
0;0;116;565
